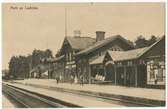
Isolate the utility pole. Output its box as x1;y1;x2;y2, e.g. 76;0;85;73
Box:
65;7;67;37
46;36;48;50
63;7;67;82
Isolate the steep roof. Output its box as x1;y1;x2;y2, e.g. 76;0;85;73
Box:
139;35;165;58
76;35;134;56
107;47;149;61
89;46;148;65
107;35;165;62
66;36;96;50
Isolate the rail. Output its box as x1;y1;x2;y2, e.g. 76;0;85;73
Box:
2;83;81;108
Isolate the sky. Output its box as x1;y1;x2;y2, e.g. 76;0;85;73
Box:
2;3;165;69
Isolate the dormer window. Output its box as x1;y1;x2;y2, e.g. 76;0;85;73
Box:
110;45;122;51
99;52;102;56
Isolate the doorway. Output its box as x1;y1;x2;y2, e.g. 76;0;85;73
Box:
105;63;115;82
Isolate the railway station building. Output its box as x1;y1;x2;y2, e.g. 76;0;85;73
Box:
88;36;165;88
40;31;165;88
44;31;134;82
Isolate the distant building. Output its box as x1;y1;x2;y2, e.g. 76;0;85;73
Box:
29;63;49;79
2;69;9;79
44;55;65;80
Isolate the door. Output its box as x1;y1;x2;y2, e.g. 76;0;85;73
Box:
138;65;147;87
105;63;115;82
116;67;124;85
126;67;135;87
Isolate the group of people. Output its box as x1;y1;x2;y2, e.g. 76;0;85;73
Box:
55;75;61;84
95;74;105;81
55;74;84;86
70;75;84;86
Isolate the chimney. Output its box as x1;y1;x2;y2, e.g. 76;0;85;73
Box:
74;30;81;37
96;31;105;42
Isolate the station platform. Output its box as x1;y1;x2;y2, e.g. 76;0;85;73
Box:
3;82;124;107
6;79;165;106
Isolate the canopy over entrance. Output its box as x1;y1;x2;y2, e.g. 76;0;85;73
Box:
90;55;105;65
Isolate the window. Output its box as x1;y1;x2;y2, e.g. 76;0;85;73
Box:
117;62;122;66
69;53;71;61
127;61;133;66
78;67;81;73
73;56;75;60
72;51;75;60
157;69;163;81
99;52;102;56
78;59;81;64
147;60;165;83
110;45;122;51
109;48;113;51
66;54;68;61
83;66;87;73
101;51;106;55
150;70;155;79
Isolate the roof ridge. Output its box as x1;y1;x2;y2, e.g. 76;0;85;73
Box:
76;34;132;56
66;36;95;39
65;36;96;50
125;46;148;52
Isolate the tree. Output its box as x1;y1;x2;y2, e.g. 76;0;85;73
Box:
147;35;158;46
9;56;17;78
127;40;135;48
18;56;30;78
134;35;148;48
55;49;61;57
32;49;42;68
134;35;158;48
8;55;30;79
8;49;53;79
45;49;53;58
32;49;53;68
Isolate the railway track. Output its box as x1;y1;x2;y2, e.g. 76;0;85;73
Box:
3;82;164;107
2;83;81;108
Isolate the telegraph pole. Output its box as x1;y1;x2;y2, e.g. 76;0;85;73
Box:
65;7;67;37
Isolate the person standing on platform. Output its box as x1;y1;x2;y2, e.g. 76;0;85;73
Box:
56;75;60;84
80;75;84;86
70;75;74;85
